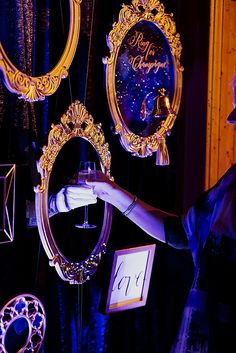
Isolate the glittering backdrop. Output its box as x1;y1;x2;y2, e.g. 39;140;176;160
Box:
116;20;174;136
0;0;36;138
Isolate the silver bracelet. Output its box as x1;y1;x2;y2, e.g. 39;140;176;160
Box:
122;195;138;216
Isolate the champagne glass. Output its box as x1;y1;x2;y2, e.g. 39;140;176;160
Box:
74;161;97;229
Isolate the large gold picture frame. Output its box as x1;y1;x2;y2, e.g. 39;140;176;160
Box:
104;0;183;163
0;0;81;102
34;101;113;284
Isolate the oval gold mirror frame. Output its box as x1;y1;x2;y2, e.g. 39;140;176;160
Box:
0;0;81;102
104;0;183;162
34;101;113;284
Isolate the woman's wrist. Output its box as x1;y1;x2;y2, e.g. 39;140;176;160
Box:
122;195;138;216
111;186;137;214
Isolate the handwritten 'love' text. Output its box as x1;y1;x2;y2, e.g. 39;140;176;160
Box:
112;260;145;296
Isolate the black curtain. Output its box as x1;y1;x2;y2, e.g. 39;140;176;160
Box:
0;0;210;352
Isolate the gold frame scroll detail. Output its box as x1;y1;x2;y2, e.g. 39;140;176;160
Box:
0;0;81;102
104;0;183;161
34;101;113;284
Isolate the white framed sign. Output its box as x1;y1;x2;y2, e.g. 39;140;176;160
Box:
102;244;156;313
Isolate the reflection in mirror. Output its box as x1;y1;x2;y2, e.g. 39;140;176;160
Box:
35;100;113;284
5;317;30;353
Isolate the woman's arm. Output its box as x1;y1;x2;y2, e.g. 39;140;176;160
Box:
86;172;179;244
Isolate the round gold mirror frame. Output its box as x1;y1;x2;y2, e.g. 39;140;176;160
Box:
104;0;183;160
0;293;46;353
0;0;81;102
34;101;113;284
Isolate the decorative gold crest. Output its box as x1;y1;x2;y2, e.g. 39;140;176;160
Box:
35;101;113;284
104;0;183;163
0;0;81;102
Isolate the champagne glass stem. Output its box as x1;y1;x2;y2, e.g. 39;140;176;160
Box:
74;160;97;229
83;205;89;225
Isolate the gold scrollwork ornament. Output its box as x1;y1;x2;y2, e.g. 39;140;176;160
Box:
35;101;113;284
0;0;81;102
104;0;183;163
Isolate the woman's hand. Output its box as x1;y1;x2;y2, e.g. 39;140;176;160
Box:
85;171;118;204
49;185;97;214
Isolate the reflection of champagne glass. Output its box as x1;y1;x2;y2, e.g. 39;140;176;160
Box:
75;161;97;229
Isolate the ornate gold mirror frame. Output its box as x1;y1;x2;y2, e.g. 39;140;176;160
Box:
34;101;113;284
0;0;81;102
104;0;183;163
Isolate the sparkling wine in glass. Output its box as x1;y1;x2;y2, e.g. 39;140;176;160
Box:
74;161;97;229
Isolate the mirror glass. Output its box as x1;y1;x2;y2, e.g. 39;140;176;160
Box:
115;20;175;137
4;317;29;353
0;0;69;76
105;0;183;160
48;137;104;263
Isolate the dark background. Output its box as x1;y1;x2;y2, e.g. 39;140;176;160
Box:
0;0;210;352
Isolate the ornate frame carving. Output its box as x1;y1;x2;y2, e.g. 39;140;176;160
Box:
0;294;46;353
104;0;183;161
0;0;81;102
35;101;113;284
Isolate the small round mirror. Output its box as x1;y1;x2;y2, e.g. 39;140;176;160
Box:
4;317;30;353
0;294;46;353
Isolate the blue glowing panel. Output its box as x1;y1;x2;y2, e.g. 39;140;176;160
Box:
115;20;175;137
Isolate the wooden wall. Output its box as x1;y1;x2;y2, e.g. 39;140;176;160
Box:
205;0;236;188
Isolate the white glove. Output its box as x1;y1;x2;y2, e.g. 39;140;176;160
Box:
49;185;97;215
